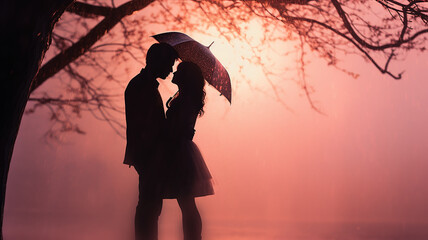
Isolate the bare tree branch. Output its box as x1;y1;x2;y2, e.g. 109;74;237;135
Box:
31;0;155;93
66;1;114;18
331;0;428;50
28;0;428;138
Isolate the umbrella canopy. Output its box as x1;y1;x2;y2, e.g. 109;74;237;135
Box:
152;32;232;104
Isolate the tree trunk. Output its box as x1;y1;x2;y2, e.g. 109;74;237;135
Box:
0;1;73;239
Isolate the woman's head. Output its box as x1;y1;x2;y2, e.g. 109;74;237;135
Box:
172;61;206;115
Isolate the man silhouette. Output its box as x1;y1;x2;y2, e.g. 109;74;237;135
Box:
124;43;177;240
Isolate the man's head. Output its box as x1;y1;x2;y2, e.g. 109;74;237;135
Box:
146;43;178;79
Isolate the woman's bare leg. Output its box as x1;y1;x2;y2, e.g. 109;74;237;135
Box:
177;197;202;240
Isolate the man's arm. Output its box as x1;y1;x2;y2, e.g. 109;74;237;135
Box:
125;83;162;156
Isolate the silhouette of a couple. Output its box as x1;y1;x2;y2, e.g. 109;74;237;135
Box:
124;43;214;240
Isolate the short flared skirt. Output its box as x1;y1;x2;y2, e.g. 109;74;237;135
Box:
159;140;214;199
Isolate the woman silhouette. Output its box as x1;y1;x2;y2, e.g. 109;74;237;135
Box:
163;61;214;240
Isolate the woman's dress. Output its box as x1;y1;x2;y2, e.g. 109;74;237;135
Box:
161;95;214;199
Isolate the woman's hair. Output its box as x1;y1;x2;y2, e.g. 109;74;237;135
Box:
174;61;206;116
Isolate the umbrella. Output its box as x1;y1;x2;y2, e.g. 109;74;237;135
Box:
152;32;232;104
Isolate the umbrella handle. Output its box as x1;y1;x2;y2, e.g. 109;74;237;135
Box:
166;91;179;108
